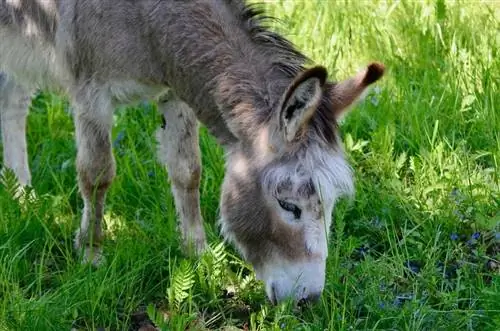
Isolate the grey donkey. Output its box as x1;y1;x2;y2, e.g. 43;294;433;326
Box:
0;0;384;305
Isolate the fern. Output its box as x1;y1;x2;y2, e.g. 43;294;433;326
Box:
239;274;254;291
0;168;21;199
167;260;195;310
196;241;227;299
146;304;168;331
209;241;227;280
0;168;38;210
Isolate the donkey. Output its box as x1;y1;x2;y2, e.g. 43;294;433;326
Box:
0;0;384;305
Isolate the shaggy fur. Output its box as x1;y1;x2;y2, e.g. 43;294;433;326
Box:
0;0;384;304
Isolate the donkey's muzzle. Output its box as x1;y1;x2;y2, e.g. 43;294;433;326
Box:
297;292;321;307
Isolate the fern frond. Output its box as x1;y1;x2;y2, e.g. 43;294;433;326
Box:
167;260;195;309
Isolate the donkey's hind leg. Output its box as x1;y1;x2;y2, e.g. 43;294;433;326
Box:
0;72;33;189
156;96;207;256
71;84;116;265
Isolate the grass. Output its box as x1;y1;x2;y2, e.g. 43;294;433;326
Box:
0;0;499;330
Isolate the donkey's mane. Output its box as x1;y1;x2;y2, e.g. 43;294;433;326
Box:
229;0;339;145
237;2;308;76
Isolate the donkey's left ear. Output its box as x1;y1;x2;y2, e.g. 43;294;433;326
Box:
327;62;385;119
278;66;327;142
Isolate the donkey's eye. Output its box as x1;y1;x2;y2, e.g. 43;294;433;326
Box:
277;199;302;219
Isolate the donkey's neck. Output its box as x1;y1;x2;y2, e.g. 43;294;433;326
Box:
148;1;306;147
213;58;298;141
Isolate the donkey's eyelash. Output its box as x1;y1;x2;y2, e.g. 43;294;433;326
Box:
277;199;302;219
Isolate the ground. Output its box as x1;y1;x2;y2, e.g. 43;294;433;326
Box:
0;0;498;330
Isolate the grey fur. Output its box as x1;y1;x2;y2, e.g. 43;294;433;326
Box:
0;0;384;304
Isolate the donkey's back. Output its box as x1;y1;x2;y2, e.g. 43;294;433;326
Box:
0;0;260;96
1;0;167;92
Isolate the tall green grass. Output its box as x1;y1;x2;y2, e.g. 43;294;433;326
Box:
0;0;498;330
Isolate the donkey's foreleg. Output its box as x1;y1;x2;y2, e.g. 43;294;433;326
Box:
156;98;207;256
0;73;33;189
72;89;115;265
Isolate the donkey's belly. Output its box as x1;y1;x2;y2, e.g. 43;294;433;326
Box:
108;80;169;106
0;29;69;92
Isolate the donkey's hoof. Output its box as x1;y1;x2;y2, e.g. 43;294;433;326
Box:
183;238;208;257
73;229;105;266
81;246;105;266
181;225;208;257
182;235;208;257
74;236;105;266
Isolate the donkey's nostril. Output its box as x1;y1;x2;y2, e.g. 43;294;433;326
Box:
297;298;308;307
298;292;321;307
270;283;278;305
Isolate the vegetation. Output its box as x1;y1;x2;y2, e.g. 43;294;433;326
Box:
0;0;498;330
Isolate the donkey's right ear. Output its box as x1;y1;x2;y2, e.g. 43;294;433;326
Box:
278;66;327;143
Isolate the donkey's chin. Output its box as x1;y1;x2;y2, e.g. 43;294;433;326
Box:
255;259;326;305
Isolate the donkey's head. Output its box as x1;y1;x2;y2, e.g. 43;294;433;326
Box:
219;62;384;305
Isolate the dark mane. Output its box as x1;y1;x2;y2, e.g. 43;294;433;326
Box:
228;0;338;145
239;2;309;77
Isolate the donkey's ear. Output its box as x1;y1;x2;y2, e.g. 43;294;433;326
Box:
278;66;327;142
328;62;385;119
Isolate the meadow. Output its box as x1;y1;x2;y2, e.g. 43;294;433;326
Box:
0;0;498;330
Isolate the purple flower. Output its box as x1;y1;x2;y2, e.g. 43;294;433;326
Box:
405;260;421;274
356;245;370;256
450;188;465;204
450;233;459;241
465;232;481;248
495;232;500;241
393;297;403;307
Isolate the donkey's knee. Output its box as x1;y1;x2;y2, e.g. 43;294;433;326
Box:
156;99;202;190
73;91;116;192
76;150;116;198
171;159;201;191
